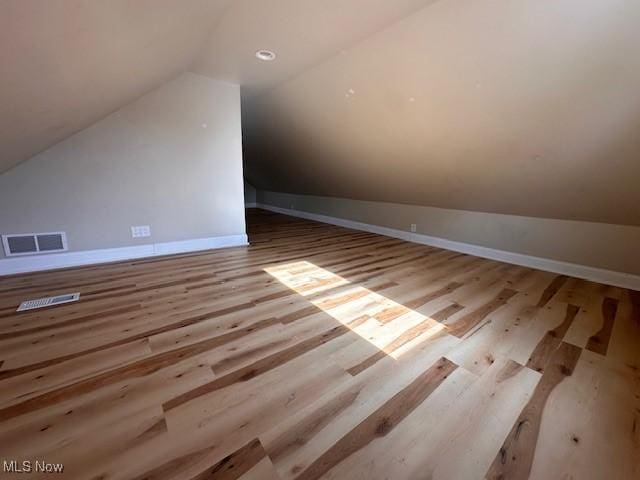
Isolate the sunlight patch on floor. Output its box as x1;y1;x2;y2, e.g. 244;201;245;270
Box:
265;261;445;358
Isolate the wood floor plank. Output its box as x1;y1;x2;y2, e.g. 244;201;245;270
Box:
445;288;518;338
526;304;580;372
323;356;538;480
0;208;636;480
293;357;456;480
163;325;351;412
347;315;446;376
238;456;282;480
527;349;640;480
585;297;618;356
486;342;582;480
191;438;268;480
536;275;569;308
0;317;283;421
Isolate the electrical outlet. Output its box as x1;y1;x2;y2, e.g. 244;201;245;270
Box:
131;225;151;238
410;224;417;233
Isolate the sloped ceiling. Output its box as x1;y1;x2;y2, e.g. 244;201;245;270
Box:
3;0;640;226
0;0;235;174
242;0;640;226
192;0;438;95
0;0;435;173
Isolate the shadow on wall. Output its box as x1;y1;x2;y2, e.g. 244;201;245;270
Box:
244;179;257;205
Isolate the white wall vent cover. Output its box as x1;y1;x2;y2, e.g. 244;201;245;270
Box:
2;232;68;257
17;292;80;312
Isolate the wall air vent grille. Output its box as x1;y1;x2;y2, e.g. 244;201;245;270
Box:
17;292;80;312
2;232;67;257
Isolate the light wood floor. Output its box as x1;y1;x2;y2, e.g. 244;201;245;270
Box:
0;209;638;479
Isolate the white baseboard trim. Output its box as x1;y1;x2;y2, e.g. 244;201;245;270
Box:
0;234;248;276
256;203;640;290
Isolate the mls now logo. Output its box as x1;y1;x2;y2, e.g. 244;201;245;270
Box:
4;460;64;473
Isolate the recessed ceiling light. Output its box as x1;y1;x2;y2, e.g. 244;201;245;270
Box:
255;49;276;61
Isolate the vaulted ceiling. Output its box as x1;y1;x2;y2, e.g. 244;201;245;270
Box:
0;0;232;174
192;0;437;95
3;0;640;225
0;0;434;173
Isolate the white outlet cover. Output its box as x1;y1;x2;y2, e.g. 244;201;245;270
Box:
410;224;417;233
131;225;151;238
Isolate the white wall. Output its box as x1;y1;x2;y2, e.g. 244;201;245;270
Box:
0;73;246;270
257;190;640;281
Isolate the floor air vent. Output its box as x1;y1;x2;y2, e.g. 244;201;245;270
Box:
17;293;80;312
2;232;68;256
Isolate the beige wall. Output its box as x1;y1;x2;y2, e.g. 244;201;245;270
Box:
257;190;640;276
244;0;640;226
0;73;245;260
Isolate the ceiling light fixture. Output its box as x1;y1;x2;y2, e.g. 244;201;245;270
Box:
255;49;276;61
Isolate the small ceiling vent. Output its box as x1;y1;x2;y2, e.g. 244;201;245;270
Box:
2;232;67;257
17;292;80;312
